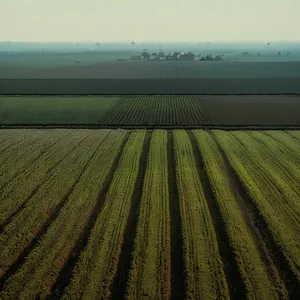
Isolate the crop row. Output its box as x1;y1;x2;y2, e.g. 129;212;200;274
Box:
0;131;109;279
62;131;146;299
0;130;127;299
126;130;171;299
98;96;212;125
0;130;93;226
0;130;71;190
0;129;300;299
194;130;287;299
214;131;300;282
0;130;47;167
173;130;229;299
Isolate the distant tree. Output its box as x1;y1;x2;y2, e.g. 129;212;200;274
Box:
214;55;222;61
141;51;150;59
158;51;165;57
151;53;157;56
172;52;180;60
205;54;213;61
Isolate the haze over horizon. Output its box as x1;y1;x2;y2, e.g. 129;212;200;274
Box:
1;0;299;42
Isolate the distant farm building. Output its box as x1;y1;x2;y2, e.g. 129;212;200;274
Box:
148;54;157;61
178;52;195;61
130;55;140;60
146;51;196;61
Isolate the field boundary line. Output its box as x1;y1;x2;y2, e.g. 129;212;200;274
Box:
2;124;300;130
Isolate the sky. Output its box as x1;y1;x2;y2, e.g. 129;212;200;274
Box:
1;0;299;42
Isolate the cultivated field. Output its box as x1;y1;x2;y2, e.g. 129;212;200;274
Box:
0;129;300;299
1;61;300;94
3;61;300;79
0;96;119;124
1;95;300;127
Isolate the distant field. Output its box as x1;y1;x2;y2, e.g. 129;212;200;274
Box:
1;61;300;94
1;95;300;127
0;129;299;299
0;52;132;79
0;96;120;124
3;61;300;79
98;96;212;126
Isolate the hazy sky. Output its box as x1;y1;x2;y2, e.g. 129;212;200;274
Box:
1;0;299;42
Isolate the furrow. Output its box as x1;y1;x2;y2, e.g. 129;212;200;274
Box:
0;130;72;190
61;131;147;300
173;130;229;299
212;131;299;298
0;131;105;279
0;131;90;224
188;131;245;299
0;130;129;299
111;131;151;299
168;131;185;300
195;130;287;299
124;131;172;299
214;131;300;284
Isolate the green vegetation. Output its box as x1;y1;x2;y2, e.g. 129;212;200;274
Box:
0;130;127;299
62;131;146;300
194;130;287;299
173;130;229;299
99;96;211;126
0;131;104;278
214;131;300;281
0;96;120;124
126;130;171;299
0;129;299;299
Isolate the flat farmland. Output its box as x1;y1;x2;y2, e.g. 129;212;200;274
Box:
0;96;119;124
3;61;300;79
1;61;300;94
0;129;300;299
1;95;300;127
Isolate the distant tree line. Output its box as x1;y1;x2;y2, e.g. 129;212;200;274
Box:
199;54;222;61
135;51;223;61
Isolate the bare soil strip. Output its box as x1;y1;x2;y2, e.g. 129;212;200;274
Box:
187;131;246;299
213;134;300;298
167;131;185;300
47;132;130;299
110;132;151;300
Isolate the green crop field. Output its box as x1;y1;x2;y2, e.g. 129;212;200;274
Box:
1;95;300;127
0;96;120;124
0;129;299;299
